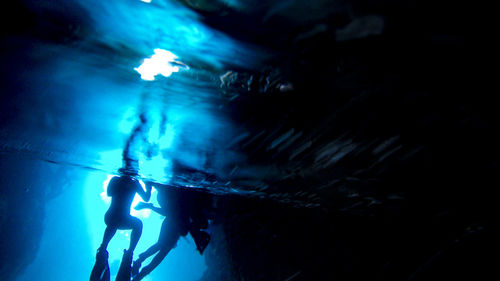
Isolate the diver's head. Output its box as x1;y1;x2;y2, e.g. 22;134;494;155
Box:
118;166;139;177
120;158;139;177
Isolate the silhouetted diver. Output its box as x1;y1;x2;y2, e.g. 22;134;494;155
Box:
90;166;152;281
130;186;210;281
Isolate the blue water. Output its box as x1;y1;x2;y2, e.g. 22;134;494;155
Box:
9;1;271;279
73;0;266;70
8;0;267;181
16;171;207;281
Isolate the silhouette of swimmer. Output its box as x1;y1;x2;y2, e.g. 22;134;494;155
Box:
130;186;210;281
90;167;152;281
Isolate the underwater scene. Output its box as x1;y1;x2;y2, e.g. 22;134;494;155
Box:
0;1;491;281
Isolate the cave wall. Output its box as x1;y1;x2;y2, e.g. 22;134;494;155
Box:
194;1;493;279
0;156;76;281
200;195;493;281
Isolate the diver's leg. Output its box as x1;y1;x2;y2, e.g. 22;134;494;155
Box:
132;248;171;281
99;226;117;250
135;217;168;261
133;231;180;281
101;211;119;251
137;243;161;262
128;217;143;252
115;217;141;281
134;215;167;257
132;218;167;277
131;243;161;276
91;226;115;281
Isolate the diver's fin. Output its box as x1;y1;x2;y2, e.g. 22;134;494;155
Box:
90;248;110;281
115;249;133;281
192;230;210;254
131;259;142;278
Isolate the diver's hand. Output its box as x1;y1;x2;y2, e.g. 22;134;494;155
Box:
134;202;153;210
142;180;154;190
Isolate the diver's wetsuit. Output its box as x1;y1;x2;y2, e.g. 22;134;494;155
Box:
131;188;194;281
99;175;151;253
105;176;143;229
91;174;151;281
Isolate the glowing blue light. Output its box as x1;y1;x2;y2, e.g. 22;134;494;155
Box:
139;154;171;183
159;123;175;149
98;149;123;173
118;107;138;134
135;49;185;81
99;175;113;204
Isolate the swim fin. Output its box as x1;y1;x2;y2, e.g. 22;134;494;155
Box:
131;259;142;278
90;248;110;281
192;230;210;254
115;249;133;281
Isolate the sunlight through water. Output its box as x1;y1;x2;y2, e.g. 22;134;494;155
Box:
135;49;186;81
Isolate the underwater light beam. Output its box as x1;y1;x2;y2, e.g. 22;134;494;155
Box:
135;49;187;81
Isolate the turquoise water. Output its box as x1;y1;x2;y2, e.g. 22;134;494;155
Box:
16;170;207;281
7;1;271;279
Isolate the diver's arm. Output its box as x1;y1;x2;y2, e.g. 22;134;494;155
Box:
135;180;152;202
148;205;167;216
134;202;167;216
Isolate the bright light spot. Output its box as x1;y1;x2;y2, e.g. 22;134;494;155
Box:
130;180;153;218
139;154;171;182
135;49;184;81
147;121;160;144
147;119;176;150
159;123;175;149
100;175;115;204
140;0;151;3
